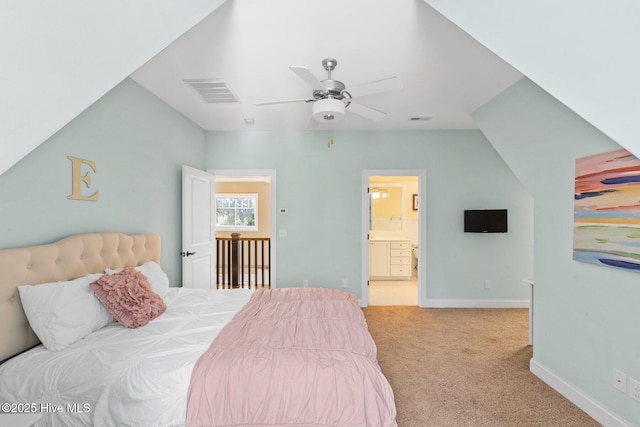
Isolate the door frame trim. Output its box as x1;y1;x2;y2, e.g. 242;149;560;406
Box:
208;168;277;288
361;169;427;307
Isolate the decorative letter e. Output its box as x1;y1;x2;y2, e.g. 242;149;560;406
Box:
67;156;99;201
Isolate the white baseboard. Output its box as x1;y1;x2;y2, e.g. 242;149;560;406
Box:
424;299;528;308
530;358;631;427
359;299;528;308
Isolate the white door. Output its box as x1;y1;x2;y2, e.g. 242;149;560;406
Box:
182;165;216;289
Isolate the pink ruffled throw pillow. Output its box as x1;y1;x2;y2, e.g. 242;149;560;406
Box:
90;267;166;328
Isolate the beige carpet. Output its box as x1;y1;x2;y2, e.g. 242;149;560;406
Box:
362;306;601;427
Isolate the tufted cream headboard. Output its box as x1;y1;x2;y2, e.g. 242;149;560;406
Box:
0;232;161;362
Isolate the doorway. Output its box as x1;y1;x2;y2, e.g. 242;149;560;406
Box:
362;170;426;307
209;169;277;288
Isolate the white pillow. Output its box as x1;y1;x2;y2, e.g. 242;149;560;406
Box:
105;261;170;298
18;273;114;351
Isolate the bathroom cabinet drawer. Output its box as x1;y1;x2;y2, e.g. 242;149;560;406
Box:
391;241;411;250
390;265;411;277
391;256;410;265
391;249;410;257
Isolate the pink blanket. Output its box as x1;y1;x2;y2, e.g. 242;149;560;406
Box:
186;287;397;427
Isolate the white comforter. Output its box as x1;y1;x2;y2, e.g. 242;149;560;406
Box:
0;288;252;427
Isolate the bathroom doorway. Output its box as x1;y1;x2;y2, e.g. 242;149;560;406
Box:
362;170;426;307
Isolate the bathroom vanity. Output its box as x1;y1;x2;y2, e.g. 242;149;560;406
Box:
369;238;412;280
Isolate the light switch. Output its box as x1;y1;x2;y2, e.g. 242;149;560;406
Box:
279;229;288;237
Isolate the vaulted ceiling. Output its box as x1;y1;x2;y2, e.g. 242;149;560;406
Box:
130;0;523;132
4;1;638;178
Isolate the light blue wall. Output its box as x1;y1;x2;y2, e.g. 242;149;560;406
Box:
205;131;533;302
474;78;640;425
0;78;533;306
0;78;205;285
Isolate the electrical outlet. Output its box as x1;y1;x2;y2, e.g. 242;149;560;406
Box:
613;369;627;393
341;278;349;289
303;279;309;288
484;279;492;289
628;377;640;402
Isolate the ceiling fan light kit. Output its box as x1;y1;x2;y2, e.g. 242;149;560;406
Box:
312;98;345;122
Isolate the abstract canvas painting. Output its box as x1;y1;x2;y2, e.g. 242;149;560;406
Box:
574;149;640;272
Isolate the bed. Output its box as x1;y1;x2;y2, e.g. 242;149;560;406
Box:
0;232;397;426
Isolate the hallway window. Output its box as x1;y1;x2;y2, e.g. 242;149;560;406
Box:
215;193;258;231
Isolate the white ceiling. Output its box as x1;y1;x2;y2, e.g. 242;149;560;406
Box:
131;0;523;132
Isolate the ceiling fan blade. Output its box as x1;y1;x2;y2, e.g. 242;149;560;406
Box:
254;98;313;106
289;66;325;91
347;102;386;121
345;77;403;98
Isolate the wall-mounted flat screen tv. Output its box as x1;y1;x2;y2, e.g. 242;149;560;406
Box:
464;209;508;233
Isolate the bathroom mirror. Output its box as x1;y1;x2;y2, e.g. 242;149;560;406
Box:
370;186;404;230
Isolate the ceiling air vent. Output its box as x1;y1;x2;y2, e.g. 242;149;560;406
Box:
183;79;239;104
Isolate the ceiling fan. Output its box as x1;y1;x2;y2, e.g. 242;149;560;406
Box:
254;58;403;123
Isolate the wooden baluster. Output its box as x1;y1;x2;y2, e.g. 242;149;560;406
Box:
254;240;258;288
216;239;220;289
230;233;240;288
239;239;243;288
267;239;271;288
260;240;265;288
247;240;252;289
225;240;231;289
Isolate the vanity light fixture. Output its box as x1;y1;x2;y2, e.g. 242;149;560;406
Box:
370;188;389;199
